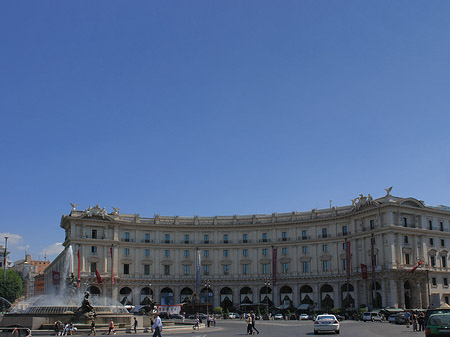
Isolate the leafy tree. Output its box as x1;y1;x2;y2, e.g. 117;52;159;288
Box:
214;306;223;315
0;269;24;304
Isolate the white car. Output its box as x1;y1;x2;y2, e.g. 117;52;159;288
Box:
300;314;309;320
314;314;340;334
274;313;284;320
362;312;383;322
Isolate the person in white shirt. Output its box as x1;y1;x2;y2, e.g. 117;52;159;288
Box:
152;313;163;337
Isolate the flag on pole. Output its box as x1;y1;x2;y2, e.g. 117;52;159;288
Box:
95;269;103;284
410;260;423;273
361;264;368;279
196;249;201;289
52;270;60;285
77;250;81;288
272;247;277;286
3;245;6;269
110;246;115;285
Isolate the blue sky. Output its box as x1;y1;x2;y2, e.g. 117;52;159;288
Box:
1;1;450;263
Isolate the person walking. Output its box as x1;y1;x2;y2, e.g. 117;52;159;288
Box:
250;311;259;334
133;317;138;334
246;314;253;335
152;313;163;337
108;319;116;335
404;311;411;328
88;319;96;336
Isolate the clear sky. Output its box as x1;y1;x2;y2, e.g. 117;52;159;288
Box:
1;1;450;263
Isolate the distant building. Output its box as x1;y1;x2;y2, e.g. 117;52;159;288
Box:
45;190;450;310
13;254;50;298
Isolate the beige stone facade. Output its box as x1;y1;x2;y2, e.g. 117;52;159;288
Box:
44;192;450;311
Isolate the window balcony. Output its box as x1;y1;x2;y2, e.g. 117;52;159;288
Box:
121;238;135;242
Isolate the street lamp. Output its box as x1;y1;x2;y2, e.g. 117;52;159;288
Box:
204;280;211;318
264;278;270;317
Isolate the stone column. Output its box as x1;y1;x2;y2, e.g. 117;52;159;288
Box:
388;279;398;308
381;278;387;308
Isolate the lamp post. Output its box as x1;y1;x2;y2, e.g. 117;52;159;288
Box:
204;280;211;318
3;237;8;282
264;278;270;317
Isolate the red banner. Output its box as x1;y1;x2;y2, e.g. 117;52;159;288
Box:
52;270;60;285
346;241;351;281
410;261;423;273
110;246;115;285
95;269;103;284
361;264;368;280
272;247;277;286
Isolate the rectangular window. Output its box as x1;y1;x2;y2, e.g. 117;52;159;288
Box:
282;247;287;256
442;256;447;268
243;264;249;275
262;263;269;275
303;261;309;273
165;234;170;244
446;296;450;305
302;246;308;254
440;222;444;231
431;256;436;267
262;248;268;256
184;234;189;244
430;238;434;246
123;264;129;274
243;249;248;257
404;236;409;244
223;234;229;243
444;278;449;287
184;265;190;275
223;249;228;257
342;225;348;235
282;232;287;241
204;250;209;258
322;244;328;253
405;254;410;265
322;228;328;238
90;262;97;273
302;230;307;240
124;232;130;242
91;246;97;253
92;230;97;239
223;265;229;275
429;220;433;230
243;234;248;243
370;220;375;230
432;277;437;286
164;265;170;276
403;217;408;227
145;233;150;243
323;260;329;271
124;248;129;256
203;265;210;275
145;249;150;256
184;250;189;257
164;250;170;257
343;243;347;250
442;239;446;247
144;264;150;275
282;263;289;273
343;259;347;270
204;234;209;244
262;233;268;242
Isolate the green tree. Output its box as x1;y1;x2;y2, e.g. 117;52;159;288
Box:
0;269;24;304
214;306;223;315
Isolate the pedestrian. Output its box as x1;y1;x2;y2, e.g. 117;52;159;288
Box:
133;317;138;334
418;311;425;331
250;311;259;334
193;317;199;330
68;322;74;336
404;311;411;328
152;313;163;337
412;313;418;332
54;322;59;336
108;319;116;335
246;314;253;335
26;329;32;337
88;319;96;336
213;317;216;327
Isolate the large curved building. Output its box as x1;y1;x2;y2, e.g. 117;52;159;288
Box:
45;189;450;311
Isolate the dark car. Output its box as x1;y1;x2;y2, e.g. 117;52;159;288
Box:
425;313;450;337
425;307;450;327
158;312;169;319
169;314;184;319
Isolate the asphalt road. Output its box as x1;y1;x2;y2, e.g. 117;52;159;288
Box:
156;319;419;337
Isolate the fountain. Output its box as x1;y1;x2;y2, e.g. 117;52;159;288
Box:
1;246;135;330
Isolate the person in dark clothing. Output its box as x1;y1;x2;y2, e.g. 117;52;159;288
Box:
250;312;259;334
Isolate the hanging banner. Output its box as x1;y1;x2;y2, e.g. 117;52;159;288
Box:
346;241;351;281
95;269;103;284
272;247;277;286
361;264;368;280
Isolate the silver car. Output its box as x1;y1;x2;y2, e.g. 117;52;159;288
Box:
314;314;340;334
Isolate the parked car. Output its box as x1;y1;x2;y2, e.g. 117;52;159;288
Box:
388;314;399;323
394;313;407;325
274;313;284;320
362;312;383;322
228;312;240;319
314;314;340;335
425;313;450;337
169;314;184;319
300;314;309;320
425;307;450;327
